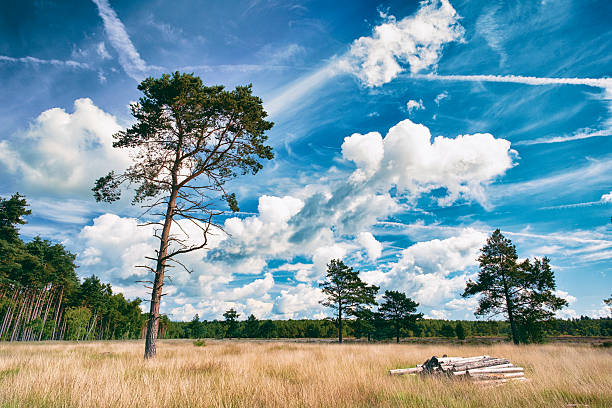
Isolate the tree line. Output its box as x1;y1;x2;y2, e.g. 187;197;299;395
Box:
159;314;612;340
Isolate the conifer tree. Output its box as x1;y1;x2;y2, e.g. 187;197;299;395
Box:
223;308;240;338
319;259;379;343
463;229;523;344
379;290;422;343
455;321;466;340
92;72;273;358
463;229;567;344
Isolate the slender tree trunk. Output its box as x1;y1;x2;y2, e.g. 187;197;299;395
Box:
51;287;64;340
0;288;18;339
20;289;35;341
396;319;400;343
338;303;343;344
59;312;66;340
85;313;97;341
11;289;30;342
39;288;54;341
144;188;178;359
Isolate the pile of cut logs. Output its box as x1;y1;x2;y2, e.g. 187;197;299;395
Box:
389;355;527;385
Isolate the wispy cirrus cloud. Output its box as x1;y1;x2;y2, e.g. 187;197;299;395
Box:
414;73;612;89
540;190;612;210
91;0;151;81
0;55;90;69
515;129;612;146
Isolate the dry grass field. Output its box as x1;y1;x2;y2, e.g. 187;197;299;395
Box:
0;340;610;408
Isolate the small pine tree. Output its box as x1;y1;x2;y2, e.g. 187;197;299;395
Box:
245;314;259;338
319;259;379;343
379;290;422;343
455;322;466;340
223;308;240;338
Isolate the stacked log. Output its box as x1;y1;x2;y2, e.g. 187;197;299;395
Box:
389;355;527;384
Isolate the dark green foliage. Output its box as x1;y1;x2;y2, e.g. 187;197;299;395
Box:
92;72;274;205
455;322;466;340
259;320;277;338
0;193;32;283
513;257;568;343
156;316;610;340
463;229;567;344
244;314;259;337
379;290;422;343
223;308;240;338
0;193;30;244
319;259;379;343
440;323;456;338
187;314;205;338
352;308;377;341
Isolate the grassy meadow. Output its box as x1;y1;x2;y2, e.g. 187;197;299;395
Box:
0;340;610;408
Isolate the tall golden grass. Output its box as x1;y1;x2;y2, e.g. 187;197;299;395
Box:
0;340;610;407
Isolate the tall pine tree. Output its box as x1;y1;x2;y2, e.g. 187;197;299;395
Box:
93;72;274;358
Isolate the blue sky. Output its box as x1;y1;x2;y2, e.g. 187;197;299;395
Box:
1;0;611;321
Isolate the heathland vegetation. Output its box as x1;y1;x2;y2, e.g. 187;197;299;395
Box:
0;340;610;407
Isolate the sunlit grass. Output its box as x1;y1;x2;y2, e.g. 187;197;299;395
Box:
0;340;610;407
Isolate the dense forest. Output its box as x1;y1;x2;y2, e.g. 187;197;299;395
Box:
1;193;610;342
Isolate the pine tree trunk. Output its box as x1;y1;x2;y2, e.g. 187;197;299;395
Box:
85;314;97;341
502;275;520;345
39;288;54;341
51;287;64;340
396;319;400;343
59;312;66;340
10;290;26;342
338;303;343;343
144;188;178;359
0;288;18;339
506;300;520;345
20;289;35;341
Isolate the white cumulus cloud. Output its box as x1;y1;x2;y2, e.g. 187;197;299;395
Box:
341;132;385;181
273;284;325;319
342;118;517;206
0;98;131;197
357;232;383;261
371;228;486;306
